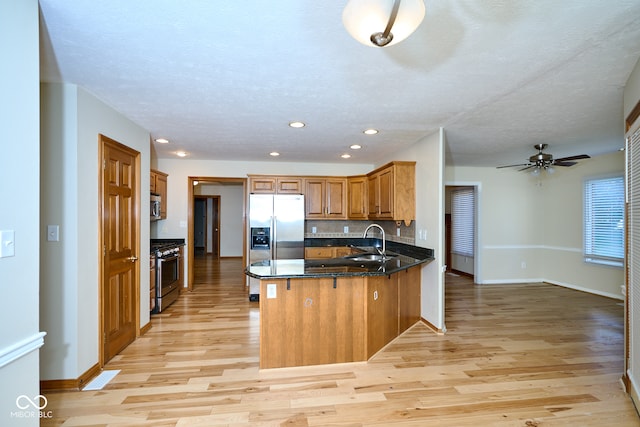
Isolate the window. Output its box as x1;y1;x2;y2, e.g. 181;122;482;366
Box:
451;188;475;257
584;176;624;266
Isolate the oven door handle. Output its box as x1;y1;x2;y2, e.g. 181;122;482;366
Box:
158;255;179;263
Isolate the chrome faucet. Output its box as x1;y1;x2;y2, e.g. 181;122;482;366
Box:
363;223;385;257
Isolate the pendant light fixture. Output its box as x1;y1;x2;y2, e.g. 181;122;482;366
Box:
342;0;425;47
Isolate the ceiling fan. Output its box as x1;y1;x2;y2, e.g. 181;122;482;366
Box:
497;144;591;173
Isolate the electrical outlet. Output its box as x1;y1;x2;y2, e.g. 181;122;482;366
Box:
266;284;277;299
521;261;527;269
0;230;15;258
344;226;349;233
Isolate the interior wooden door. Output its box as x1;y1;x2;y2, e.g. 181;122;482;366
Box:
101;135;139;363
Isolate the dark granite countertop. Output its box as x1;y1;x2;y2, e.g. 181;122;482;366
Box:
245;238;434;279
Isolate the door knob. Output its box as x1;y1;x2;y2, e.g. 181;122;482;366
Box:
125;256;138;263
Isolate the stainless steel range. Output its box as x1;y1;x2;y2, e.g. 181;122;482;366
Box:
151;241;183;313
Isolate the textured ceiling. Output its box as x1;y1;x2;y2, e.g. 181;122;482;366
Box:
38;1;640;167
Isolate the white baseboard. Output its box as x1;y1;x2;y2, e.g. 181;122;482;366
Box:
545;279;624;300
628;371;640;415
476;278;624;300
478;278;544;285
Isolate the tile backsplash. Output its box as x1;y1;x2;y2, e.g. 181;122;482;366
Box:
305;220;415;245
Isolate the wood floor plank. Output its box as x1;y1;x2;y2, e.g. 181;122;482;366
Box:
40;258;639;426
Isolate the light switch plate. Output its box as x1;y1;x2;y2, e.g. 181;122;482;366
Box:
47;225;60;242
0;230;15;258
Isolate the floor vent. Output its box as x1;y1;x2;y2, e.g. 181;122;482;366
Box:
82;370;120;391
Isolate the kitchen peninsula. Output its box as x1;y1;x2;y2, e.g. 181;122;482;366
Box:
246;239;434;369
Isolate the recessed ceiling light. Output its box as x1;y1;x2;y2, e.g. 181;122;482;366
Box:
176;151;188;157
363;129;378;135
155;138;169;144
341;153;351;159
270;151;280;157
350;144;362;150
289;121;305;128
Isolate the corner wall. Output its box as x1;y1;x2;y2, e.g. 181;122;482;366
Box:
392;130;445;330
40;83;150;381
0;1;42;425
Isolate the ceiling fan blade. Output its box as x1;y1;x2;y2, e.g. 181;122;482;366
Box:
554;161;577;167
496;163;531;169
518;165;536;172
554;154;590;162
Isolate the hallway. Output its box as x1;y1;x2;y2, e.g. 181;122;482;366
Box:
41;259;639;426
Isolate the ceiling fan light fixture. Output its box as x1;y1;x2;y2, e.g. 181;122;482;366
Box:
342;0;425;48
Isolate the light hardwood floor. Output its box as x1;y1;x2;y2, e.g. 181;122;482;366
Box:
41;258;639;426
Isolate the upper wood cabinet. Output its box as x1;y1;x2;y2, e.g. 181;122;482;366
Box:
246;162;415;223
305;178;347;219
150;169;168;219
367;161;415;225
249;175;303;194
347;175;368;219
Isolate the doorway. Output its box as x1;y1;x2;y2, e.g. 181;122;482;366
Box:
445;185;478;281
194;195;220;258
187;177;246;291
99;134;140;364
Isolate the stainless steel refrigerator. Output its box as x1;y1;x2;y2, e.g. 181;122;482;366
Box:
248;194;305;300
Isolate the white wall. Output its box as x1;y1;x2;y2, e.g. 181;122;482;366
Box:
40;83;150;381
195;183;244;257
393;130;445;330
446;152;624;298
154;158;373;286
0;1;42;425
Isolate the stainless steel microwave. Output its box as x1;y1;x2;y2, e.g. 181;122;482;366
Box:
151;193;161;221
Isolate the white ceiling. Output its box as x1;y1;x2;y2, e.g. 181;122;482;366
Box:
38;1;640;167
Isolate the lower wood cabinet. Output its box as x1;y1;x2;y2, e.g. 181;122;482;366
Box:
259;265;422;369
260;276;366;368
304;246;352;259
366;274;398;358
398;265;421;333
149;256;156;312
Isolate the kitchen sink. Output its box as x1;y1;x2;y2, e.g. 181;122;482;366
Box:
342;252;396;262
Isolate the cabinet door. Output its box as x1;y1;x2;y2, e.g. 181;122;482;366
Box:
366;274;398;358
305;179;325;218
398;266;421;333
325;178;347;219
150;171;157;193
149;259;156;312
377;167;394;218
155;173;168;219
348;176;368;219
250;177;276;194
276;177;302;194
367;174;378;218
305;247;334;259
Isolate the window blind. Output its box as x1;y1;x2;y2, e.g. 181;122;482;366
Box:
584;175;624;266
628;124;640;408
451;188;475;257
